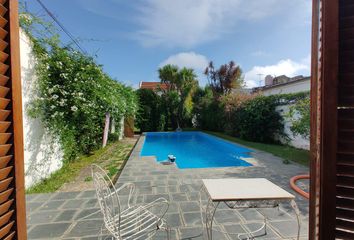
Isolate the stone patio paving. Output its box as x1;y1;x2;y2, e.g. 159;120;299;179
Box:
26;135;309;239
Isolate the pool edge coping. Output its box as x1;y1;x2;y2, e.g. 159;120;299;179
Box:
136;132;309;171
136;133;261;170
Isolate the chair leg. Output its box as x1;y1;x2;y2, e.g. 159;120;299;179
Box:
103;236;115;240
99;223;115;240
98;223;105;240
165;226;171;240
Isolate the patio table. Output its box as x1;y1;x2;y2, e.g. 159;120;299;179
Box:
199;178;301;240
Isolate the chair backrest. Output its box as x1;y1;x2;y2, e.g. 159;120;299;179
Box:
91;164;121;236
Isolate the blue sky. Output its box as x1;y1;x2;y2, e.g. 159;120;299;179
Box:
22;0;312;88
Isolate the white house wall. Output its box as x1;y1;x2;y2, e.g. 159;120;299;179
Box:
262;80;310;96
20;29;64;189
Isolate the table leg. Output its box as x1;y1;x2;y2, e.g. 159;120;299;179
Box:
290;200;301;240
236;216;267;240
205;199;219;240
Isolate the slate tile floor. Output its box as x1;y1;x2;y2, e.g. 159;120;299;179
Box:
26;135;309;239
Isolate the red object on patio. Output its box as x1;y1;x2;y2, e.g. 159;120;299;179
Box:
290;175;310;199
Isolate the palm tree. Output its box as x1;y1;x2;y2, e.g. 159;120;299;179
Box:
158;64;178;92
158;65;198;129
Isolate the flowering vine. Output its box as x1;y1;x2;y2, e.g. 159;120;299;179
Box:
20;12;137;161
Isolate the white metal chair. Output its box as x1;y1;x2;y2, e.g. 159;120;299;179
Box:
91;164;170;240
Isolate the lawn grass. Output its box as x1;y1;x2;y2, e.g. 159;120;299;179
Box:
26;140;134;194
204;131;310;166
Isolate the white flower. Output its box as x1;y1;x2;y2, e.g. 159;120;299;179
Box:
71;106;78;112
60;73;68;78
52;94;59;99
59;99;65;107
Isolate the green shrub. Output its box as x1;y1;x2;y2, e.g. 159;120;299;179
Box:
136;89;165;132
162;90;180;129
288;97;310;139
231;96;285;143
198;101;225;131
157;114;166;131
193;87;224;131
220;92;257;135
108;132;121;143
194;91;309;143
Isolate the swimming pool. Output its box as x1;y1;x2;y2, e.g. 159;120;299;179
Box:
140;131;253;169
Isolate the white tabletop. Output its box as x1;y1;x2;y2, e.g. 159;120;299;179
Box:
202;178;295;201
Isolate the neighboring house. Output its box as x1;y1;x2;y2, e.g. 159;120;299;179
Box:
253;75;311;150
231;88;253;94
139;81;169;95
253;75;310;96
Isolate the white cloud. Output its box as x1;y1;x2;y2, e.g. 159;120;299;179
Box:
77;0;311;48
159;52;209;70
134;0;310;48
244;55;310;88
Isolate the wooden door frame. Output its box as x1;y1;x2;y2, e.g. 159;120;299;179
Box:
4;0;345;239
9;0;27;239
309;0;339;239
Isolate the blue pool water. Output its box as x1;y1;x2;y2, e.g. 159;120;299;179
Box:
140;131;253;169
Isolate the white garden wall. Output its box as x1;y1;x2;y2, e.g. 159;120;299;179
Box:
20;29;64;188
20;29;125;188
276;105;309;150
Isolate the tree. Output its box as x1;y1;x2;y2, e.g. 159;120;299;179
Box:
158;64;198;128
204;61;244;95
158;64;178;92
136;89;163;132
161;91;180;130
232;96;285;143
288;97;310;139
192;86;224;131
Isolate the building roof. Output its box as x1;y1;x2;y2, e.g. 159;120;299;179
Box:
253;76;310;93
139;82;169;91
